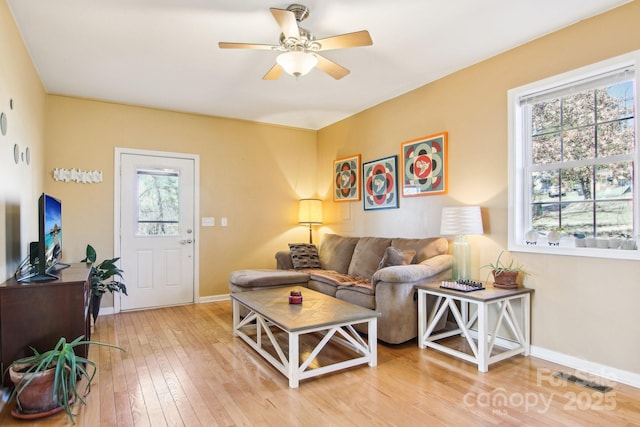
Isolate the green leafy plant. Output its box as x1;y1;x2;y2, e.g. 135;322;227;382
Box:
7;336;124;423
481;251;528;282
81;244;127;297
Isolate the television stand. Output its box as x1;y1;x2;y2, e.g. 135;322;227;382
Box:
0;263;91;386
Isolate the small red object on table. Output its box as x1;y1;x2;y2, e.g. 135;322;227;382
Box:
289;290;303;304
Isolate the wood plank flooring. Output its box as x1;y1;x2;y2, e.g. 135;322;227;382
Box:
1;300;639;426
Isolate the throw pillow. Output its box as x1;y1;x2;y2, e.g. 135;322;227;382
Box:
288;243;321;269
377;246;416;270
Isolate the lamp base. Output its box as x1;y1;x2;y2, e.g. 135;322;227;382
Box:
452;235;471;280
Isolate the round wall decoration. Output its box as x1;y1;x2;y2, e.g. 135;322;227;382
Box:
0;112;6;136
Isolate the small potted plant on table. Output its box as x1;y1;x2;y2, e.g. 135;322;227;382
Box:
81;244;127;322
482;251;528;289
7;335;124;422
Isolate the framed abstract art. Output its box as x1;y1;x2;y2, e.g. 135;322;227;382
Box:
401;132;448;197
363;155;398;210
333;154;361;202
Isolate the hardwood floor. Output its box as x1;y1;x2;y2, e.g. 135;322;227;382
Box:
1;300;639;426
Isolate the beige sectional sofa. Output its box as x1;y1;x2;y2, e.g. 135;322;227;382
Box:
229;234;452;344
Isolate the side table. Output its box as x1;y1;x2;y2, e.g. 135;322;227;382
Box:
417;282;533;372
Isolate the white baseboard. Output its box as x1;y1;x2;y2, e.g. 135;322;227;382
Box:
530;345;640;389
459;328;639;389
100;294;230;315
98;306;115;316
198;294;230;303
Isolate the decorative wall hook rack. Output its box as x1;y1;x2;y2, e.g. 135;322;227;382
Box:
53;168;103;183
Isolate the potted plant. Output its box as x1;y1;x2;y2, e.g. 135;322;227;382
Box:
81;244;127;322
7;335;124;423
482;251;528;289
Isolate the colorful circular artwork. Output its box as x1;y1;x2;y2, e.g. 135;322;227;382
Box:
334;157;359;201
364;157;397;209
402;133;447;196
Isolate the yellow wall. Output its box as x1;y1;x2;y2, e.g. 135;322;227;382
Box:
0;0;46;281
44;96;317;300
318;1;640;374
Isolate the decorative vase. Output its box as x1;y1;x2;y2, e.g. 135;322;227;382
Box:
492;270;519;289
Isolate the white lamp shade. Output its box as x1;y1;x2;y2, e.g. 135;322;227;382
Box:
277;51;318;78
298;199;323;225
440;206;484;236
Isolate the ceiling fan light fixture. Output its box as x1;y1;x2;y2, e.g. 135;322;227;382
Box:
277;51;317;78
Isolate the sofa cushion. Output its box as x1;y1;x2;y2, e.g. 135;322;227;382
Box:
275;250;294;270
288;243;321;269
378;246;416;269
372;254;452;284
229;269;310;289
336;287;375;310
391;237;449;264
307;279;339;297
348;237;391;278
319;234;359;273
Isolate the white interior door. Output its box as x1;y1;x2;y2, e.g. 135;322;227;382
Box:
118;152;197;311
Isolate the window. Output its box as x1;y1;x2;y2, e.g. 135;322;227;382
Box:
508;51;639;259
136;169;180;236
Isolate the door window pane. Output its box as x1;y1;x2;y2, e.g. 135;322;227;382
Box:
136;170;180;236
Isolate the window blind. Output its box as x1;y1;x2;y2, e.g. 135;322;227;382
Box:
519;67;635;106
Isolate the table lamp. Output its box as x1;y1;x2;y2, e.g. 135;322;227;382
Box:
440;206;484;280
298;199;323;244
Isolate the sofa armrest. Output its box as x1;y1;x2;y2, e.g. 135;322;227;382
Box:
372;254;452;284
275;250;293;270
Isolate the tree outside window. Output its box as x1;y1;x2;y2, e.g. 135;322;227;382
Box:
508;51;639;259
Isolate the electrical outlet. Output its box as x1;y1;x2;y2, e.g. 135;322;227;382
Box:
221;217;228;227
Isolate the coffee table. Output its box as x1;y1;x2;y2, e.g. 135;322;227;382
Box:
231;287;381;388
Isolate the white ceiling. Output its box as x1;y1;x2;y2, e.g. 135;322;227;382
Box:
7;0;630;130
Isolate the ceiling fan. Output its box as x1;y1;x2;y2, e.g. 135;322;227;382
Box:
218;4;373;80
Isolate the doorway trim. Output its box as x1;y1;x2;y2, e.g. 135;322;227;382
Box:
114;147;200;314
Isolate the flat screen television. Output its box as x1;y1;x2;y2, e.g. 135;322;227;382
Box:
18;193;69;282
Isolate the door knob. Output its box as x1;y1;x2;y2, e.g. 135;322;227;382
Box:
179;239;193;245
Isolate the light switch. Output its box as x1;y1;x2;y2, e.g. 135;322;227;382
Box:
202;217;215;227
221;217;228;227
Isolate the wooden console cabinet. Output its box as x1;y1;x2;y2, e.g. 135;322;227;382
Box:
0;263;91;386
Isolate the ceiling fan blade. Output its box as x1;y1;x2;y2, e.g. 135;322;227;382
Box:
263;63;284;80
270;8;300;40
315;30;373;51
315;55;350;80
218;42;277;50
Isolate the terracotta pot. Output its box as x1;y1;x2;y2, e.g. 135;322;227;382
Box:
9;364;62;414
492;270;519;289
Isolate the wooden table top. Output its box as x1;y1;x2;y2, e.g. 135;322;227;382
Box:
231;287;381;332
416;281;534;302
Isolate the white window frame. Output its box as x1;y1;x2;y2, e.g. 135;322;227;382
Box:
508;50;640;260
